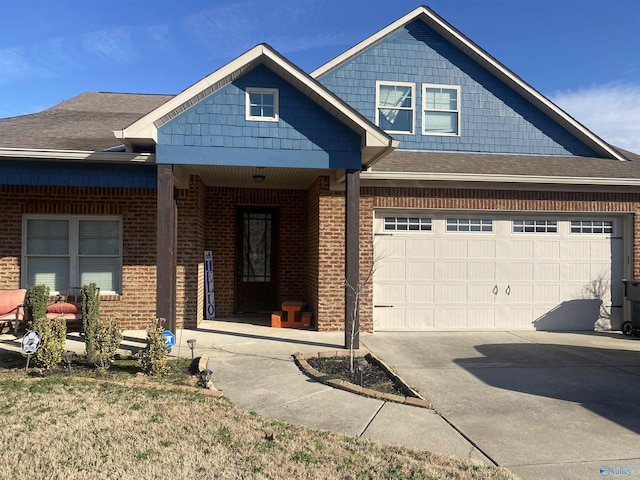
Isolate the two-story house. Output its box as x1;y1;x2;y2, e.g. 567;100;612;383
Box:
2;6;639;339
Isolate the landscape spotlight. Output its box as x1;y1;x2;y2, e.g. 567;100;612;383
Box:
357;359;368;387
187;339;197;360
62;351;74;376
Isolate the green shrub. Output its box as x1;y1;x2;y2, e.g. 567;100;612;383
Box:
81;283;100;362
93;313;123;370
24;284;50;329
32;315;66;369
138;318;169;376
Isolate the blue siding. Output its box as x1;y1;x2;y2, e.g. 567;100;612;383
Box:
157;65;362;169
0;160;157;188
317;20;599;157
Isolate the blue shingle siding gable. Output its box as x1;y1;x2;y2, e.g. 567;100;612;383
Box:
1;160;156;188
157;64;361;169
317;20;599;157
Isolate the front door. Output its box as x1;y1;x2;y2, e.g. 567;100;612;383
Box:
235;208;278;312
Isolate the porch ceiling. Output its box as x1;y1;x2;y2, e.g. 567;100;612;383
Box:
186;164;331;189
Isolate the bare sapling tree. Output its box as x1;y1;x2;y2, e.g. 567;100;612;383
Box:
345;256;381;374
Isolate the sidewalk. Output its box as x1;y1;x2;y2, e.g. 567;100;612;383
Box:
0;320;491;465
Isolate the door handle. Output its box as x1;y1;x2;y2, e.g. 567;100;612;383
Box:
505;285;511;295
492;285;498;295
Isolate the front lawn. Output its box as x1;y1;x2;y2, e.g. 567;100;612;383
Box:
0;356;517;479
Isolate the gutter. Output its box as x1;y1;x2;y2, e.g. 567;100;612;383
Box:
0;147;155;163
365;139;401;169
361;170;640;187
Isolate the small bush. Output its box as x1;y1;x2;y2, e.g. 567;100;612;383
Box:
82;283;100;362
24;284;50;329
93;313;123;370
138;318;169;376
32;315;66;369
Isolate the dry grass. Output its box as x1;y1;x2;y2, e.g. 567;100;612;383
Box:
0;370;517;480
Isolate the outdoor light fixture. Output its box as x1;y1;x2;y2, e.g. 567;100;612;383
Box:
62;351;74;376
187;339;197;360
357;359;368;387
252;174;266;183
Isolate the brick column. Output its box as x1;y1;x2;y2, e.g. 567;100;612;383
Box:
345;169;360;350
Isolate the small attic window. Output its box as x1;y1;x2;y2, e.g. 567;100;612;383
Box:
246;88;279;122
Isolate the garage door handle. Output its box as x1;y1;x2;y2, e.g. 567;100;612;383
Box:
505;285;511;295
492;285;498;295
374;305;394;308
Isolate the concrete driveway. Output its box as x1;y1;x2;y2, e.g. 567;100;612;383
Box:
362;331;640;480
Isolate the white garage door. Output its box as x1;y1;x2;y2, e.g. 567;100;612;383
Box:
373;212;624;331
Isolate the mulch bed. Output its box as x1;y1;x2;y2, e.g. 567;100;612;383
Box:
306;354;405;396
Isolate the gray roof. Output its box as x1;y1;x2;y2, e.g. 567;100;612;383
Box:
0;92;173;151
372;149;640;179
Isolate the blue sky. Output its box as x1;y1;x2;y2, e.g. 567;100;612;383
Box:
1;0;639;152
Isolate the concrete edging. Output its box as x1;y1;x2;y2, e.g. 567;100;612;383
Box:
293;351;431;409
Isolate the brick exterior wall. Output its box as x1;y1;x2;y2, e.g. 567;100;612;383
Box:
176;176;206;328
305;178;321;326
315;177;375;333
4;181;639;333
0;184;157;329
204;186;307;317
317;178;346;330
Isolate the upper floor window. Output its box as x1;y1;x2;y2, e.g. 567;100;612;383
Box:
423;84;460;135
376;81;414;134
246;88;279;121
23;216;122;295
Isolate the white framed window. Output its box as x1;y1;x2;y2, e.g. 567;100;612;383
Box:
384;216;432;232
446;218;493;233
513;219;558;234
570;219;614;235
246;88;278;121
376;81;415;134
423;84;460;135
22;216;122;295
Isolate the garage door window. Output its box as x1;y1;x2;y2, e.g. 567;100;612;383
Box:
570;220;613;234
446;218;492;232
512;219;557;233
384;216;432;231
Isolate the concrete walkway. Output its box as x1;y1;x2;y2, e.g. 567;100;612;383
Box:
173;320;491;464
0;320;491;466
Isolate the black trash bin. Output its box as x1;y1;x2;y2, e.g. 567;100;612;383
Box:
621;279;640;336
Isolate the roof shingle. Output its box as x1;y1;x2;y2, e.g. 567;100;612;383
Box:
372;150;640;180
0;92;173;151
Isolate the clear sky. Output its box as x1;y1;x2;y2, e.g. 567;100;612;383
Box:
1;0;638;152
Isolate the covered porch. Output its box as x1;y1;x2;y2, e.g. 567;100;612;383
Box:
114;45;396;349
